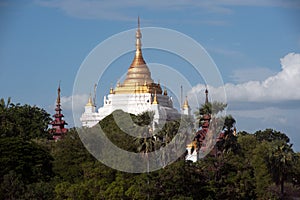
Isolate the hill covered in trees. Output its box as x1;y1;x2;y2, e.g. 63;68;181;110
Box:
1;98;300;199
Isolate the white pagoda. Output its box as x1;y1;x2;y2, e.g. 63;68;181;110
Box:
80;18;190;127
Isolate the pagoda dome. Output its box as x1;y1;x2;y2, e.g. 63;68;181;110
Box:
123;53;153;86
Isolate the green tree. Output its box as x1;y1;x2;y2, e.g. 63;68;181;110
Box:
0;138;54;199
0;97;12;110
0;170;25;200
134;111;154;126
125;173;157;200
252;141;275;199
268;141;296;197
104;172;132;200
0;137;54;184
194;101;227;128
98;110;141;152
195;101;227;117
23;181;55;200
292;152;300;187
52;128;94;183
255;128;290;144
216;115;238;154
156;160;206;199
0;98;51;140
81;161;116;199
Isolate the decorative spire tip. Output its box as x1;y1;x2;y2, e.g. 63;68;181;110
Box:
205;86;209;104
57;81;61;104
153;90;159;104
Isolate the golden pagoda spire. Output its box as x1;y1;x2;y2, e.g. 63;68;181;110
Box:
136;16;142;51
121;17;153;87
152;91;159;104
86;94;93;106
183;96;189;109
129;16;146;68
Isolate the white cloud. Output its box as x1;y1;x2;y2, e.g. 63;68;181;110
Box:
59;94;89;127
188;53;300;103
188;53;300;151
60;93;89;112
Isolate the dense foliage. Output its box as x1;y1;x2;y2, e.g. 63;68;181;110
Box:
0;97;51;140
1;98;300;199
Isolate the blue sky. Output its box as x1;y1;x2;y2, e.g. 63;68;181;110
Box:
1;0;300;150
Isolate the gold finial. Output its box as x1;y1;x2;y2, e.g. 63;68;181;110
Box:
109;87;114;94
57;81;61;105
152;91;159;104
183;96;189;109
86;94;93;106
187;142;193;148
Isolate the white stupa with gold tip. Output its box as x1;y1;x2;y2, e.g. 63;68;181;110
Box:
182;96;191;116
80;18;184;128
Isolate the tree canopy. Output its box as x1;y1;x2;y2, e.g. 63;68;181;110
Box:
0;97;51;140
1;99;300;199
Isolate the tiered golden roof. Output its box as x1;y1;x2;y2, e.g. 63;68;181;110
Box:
114;17;162;95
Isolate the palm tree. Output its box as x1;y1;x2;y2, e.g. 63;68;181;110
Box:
0;97;12;135
0;97;12;110
269;141;296;197
134;126;156;200
218;115;238;154
134;126;156;171
194;101;227;129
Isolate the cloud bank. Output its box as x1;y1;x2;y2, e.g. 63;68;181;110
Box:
189;53;300;104
187;53;300;151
